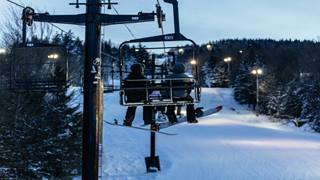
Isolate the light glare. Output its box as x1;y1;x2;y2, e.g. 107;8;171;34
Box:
48;53;59;59
224;57;232;62
0;48;6;54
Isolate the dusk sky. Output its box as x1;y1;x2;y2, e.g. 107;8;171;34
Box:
1;0;320;45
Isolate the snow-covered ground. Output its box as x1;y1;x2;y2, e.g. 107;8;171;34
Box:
101;88;320;180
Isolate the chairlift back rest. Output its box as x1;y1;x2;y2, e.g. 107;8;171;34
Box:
122;78;194;90
122;78;196;104
122;78;148;103
162;78;194;98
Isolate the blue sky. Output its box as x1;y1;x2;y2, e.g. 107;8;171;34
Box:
1;0;320;44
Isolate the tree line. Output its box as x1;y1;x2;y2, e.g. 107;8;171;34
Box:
199;39;320;132
0;21;84;178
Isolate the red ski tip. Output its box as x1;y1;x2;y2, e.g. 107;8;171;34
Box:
215;105;223;111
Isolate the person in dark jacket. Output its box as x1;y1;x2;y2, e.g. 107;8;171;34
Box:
166;63;197;123
123;64;152;126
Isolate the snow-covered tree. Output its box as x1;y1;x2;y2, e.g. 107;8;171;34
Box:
212;61;228;87
0;43;82;179
0;68;82;178
278;80;302;118
233;60;255;105
266;87;282;116
37;67;82;178
201;61;214;87
297;79;320;131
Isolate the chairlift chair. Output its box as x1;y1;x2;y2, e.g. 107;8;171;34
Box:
10;43;69;92
118;34;200;107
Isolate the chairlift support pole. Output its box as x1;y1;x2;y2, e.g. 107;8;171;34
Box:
164;0;180;34
145;108;161;172
23;0;157;179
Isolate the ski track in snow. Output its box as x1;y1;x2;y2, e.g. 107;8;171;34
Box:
101;88;320;180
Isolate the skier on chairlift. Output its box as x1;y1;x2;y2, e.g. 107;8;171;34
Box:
123;64;152;126
166;63;198;123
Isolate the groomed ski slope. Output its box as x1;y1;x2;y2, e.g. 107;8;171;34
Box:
102;88;320;180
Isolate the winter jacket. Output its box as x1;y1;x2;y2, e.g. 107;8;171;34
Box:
124;73;147;102
166;64;193;98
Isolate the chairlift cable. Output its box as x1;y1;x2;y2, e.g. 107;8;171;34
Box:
112;5;136;38
6;0;24;8
101;51;118;61
50;24;68;34
160;23;166;54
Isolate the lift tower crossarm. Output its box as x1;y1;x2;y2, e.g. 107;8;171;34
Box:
126;33;195;45
33;14;86;25
100;13;156;25
33;13;156;26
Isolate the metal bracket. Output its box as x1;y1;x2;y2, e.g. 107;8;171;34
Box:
22;7;35;26
69;0;118;8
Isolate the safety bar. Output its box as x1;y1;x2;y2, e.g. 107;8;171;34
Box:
120;78;199;106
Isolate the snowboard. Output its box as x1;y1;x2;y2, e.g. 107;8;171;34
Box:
158;105;223;129
104;119;178;136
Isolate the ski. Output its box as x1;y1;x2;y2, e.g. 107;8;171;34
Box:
104;120;178;136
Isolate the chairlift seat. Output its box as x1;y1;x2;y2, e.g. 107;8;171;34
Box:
122;78;148;103
121;78;198;106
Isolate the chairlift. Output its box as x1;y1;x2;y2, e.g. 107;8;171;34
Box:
10;43;69;91
118;33;201;107
118;0;201;172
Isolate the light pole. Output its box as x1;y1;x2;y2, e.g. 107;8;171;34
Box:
251;68;263;114
223;57;232;86
223;57;232;73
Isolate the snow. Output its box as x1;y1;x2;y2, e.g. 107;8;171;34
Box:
101;88;320;180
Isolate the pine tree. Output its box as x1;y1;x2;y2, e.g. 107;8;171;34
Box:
257;72;277;114
212;61;228;87
266;87;282;116
201;61;214;87
233;60;255;104
278;80;302;118
38;67;82;178
1;90;47;178
0;68;82;178
297;79;320;131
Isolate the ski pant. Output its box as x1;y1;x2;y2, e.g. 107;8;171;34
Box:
166;105;178;123
125;106;153;124
186;104;196;122
166;104;196;122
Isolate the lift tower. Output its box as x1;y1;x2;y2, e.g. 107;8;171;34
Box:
22;0;163;179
